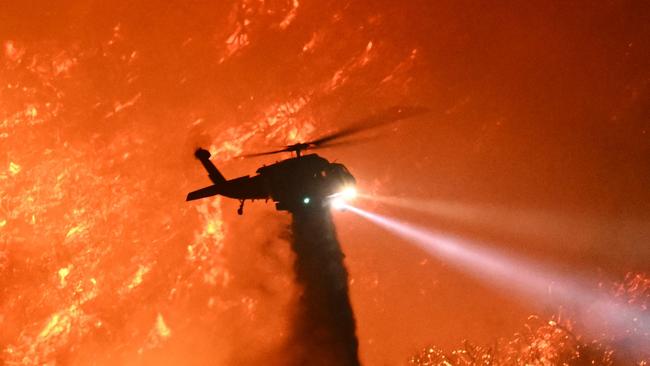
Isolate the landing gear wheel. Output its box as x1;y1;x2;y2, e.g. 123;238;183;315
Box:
237;200;244;215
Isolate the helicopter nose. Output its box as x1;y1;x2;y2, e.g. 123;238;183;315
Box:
344;173;356;187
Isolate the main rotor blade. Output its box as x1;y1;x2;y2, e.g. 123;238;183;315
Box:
240;147;291;158
307;105;429;147
239;105;428;158
308;136;377;150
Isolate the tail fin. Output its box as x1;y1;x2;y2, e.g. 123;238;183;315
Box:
195;148;226;184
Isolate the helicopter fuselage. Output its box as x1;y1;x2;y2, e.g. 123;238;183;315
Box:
186;106;428;214
186;149;356;213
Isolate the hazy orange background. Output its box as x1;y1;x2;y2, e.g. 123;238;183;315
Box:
1;1;649;365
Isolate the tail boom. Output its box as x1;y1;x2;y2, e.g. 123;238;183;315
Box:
195;148;226;184
186;185;220;201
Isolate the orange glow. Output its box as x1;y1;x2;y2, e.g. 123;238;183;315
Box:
1;1;649;365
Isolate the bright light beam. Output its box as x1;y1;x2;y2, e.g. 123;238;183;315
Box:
329;186;358;211
343;203;650;351
360;194;650;247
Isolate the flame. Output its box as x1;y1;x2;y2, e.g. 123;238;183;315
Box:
155;313;172;339
39;308;75;340
8;161;21;176
65;224;86;239
279;0;300;29
58;265;71;287
127;264;150;290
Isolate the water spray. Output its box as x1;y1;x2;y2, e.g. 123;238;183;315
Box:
286;195;360;365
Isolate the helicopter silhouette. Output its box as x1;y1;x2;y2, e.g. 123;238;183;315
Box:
186;106;427;214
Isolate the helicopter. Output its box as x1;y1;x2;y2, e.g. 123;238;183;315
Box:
186;106;427;215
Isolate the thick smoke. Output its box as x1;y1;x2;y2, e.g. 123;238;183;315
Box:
285;207;360;366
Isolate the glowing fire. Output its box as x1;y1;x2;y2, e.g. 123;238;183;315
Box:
1;3;407;363
1;1;648;365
